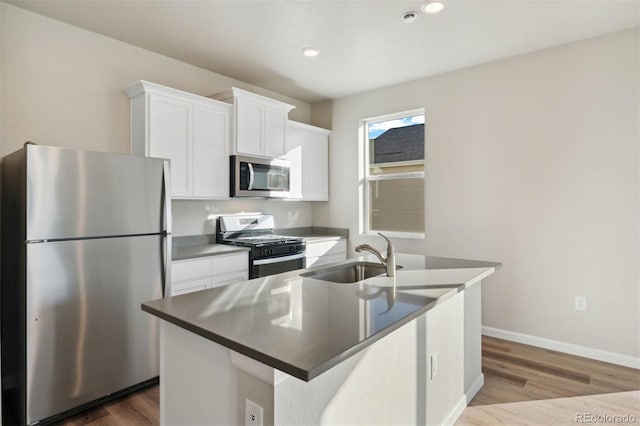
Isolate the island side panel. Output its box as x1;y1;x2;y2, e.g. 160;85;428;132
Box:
425;291;465;425
160;321;238;425
464;281;483;400
236;369;275;426
274;319;422;425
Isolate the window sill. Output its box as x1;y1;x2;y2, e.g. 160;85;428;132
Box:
361;231;425;240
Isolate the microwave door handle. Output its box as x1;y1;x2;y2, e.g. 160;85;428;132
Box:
248;163;255;190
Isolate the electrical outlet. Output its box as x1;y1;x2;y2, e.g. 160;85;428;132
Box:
430;352;438;380
287;211;294;221
245;399;263;426
575;296;587;311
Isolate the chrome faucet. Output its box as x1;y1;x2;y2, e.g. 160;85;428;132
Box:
355;233;396;277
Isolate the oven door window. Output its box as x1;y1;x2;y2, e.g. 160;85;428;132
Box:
251;256;305;279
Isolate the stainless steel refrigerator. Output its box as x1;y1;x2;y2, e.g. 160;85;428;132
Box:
1;144;171;425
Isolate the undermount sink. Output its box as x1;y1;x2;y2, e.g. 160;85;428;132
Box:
301;261;403;283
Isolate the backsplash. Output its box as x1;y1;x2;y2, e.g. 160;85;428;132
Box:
172;199;313;236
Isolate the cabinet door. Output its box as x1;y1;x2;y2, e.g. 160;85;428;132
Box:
235;97;263;156
302;132;329;200
149;94;191;197
263;107;286;158
283;125;304;199
193;105;230;198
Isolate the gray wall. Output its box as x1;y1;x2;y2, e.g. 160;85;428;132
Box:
0;3;315;233
312;29;640;360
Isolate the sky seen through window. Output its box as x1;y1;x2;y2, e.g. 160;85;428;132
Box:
367;115;425;139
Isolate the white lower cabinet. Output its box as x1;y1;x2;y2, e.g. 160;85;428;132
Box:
171;252;248;297
305;239;346;267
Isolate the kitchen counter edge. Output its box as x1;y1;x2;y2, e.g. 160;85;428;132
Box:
172;244;250;261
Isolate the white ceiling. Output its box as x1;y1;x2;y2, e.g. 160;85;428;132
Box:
5;0;639;103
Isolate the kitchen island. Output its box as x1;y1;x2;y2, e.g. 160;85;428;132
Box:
142;254;500;425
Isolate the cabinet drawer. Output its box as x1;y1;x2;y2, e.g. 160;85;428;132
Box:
171;278;210;296
211;271;248;289
172;258;211;282
305;240;346;258
211;252;248;275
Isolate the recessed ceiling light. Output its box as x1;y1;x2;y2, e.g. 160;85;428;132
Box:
420;0;446;14
401;11;418;24
301;47;321;57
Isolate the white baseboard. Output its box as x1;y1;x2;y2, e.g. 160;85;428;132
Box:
465;373;484;404
440;394;467;426
482;326;640;369
440;374;484;425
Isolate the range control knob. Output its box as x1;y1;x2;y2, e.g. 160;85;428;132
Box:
296;245;302;252
259;250;265;257
267;249;273;256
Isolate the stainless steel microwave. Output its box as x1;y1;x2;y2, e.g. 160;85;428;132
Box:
230;155;290;198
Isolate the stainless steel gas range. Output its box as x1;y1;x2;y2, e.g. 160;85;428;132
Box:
216;214;305;278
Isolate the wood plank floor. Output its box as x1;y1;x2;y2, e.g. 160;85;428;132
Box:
57;336;640;425
58;385;159;425
471;336;640;406
457;390;640;425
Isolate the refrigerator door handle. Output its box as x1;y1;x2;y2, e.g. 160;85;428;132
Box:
162;160;172;297
162;235;172;297
162;160;172;235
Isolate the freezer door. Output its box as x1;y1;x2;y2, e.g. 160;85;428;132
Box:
26;145;167;240
25;235;163;424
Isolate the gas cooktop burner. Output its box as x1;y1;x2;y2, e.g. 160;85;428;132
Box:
235;235;296;241
222;234;303;247
216;215;307;279
216;215;305;247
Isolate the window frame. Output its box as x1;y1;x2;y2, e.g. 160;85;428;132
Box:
360;108;426;239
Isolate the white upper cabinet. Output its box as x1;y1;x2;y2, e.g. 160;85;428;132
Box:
284;120;331;201
263;106;287;157
192;106;229;198
124;81;232;199
235;97;263;155
211;87;295;158
148;94;191;197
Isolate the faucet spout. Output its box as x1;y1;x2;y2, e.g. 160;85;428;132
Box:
354;243;386;265
354;233;396;277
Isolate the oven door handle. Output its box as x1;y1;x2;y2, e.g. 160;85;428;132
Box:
248;163;255;190
253;253;305;265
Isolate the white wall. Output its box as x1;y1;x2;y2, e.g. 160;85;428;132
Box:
172;199;312;237
312;29;640;359
0;3;314;231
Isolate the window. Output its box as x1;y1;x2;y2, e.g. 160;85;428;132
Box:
361;109;425;237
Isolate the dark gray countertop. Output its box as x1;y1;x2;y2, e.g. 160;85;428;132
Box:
172;243;250;261
172;228;346;261
143;254;500;381
277;226;348;241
